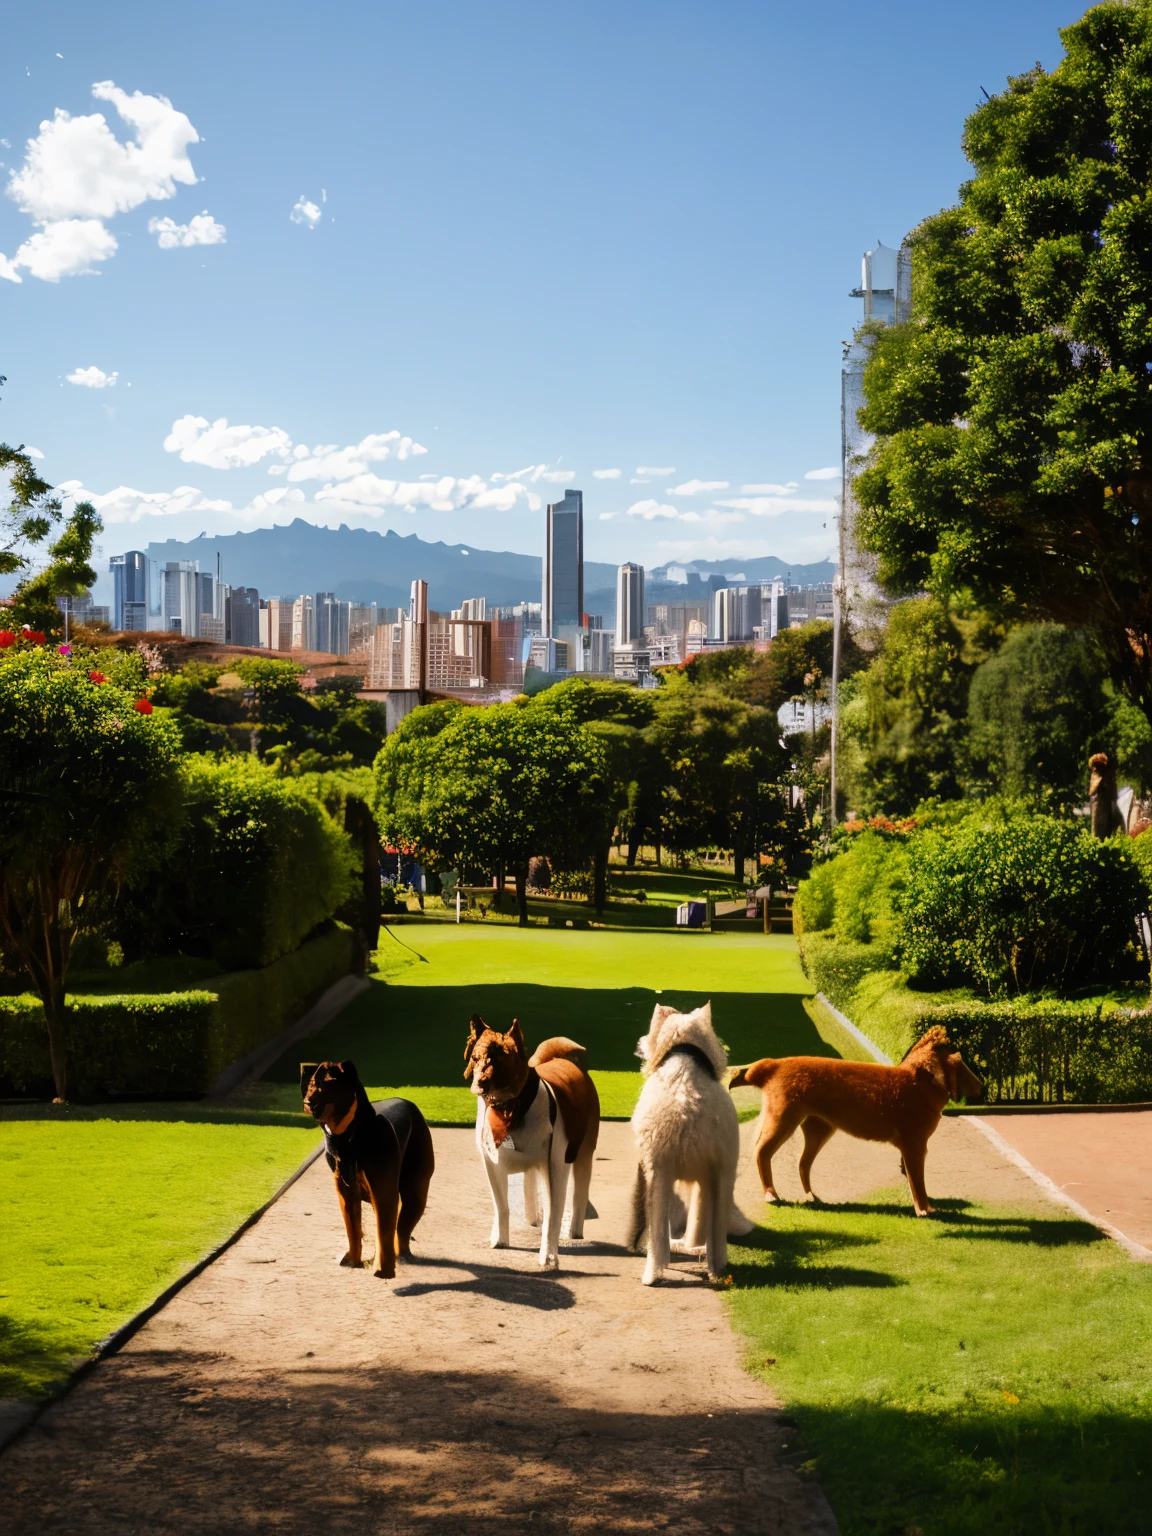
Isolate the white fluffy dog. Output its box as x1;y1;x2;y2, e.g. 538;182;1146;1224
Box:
629;1001;754;1285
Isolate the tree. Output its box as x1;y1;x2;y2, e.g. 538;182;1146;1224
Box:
0;650;183;1099
854;2;1152;722
374;700;607;924
2;447;102;633
524;678;657;907
965;624;1113;804
844;598;1000;813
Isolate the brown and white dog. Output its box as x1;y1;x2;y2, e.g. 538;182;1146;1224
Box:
301;1060;435;1277
729;1027;984;1216
464;1016;600;1270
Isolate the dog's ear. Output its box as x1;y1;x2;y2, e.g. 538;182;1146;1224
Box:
464;1015;485;1076
508;1018;525;1054
338;1060;359;1083
728;1065;748;1091
698;1001;713;1027
299;1062;319;1100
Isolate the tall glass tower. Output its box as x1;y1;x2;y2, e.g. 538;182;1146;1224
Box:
543;489;583;636
110;551;149;630
616;562;645;646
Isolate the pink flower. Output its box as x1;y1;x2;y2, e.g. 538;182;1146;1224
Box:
58;643;72;656
133;697;153;714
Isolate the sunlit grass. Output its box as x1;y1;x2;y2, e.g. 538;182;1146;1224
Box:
727;1192;1152;1535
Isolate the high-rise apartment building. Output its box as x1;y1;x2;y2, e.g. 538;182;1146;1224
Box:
163;561;200;635
110;551;150;630
227;587;260;647
314;592;351;655
260;598;295;651
616;563;645;647
542;490;583;636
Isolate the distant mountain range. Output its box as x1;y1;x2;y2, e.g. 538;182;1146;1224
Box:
143;520;835;617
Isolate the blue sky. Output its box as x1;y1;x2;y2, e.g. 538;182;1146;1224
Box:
1;0;1080;579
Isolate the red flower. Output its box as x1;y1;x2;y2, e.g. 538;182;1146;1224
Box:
0;630;14;648
133;697;154;714
23;629;46;644
89;671;108;685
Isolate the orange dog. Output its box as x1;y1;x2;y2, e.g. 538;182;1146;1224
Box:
729;1028;984;1216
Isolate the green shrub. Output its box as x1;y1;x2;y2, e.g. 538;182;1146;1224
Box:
144;755;356;969
798;932;897;1012
918;998;1152;1105
0;992;217;1099
901;814;1143;994
0;926;353;1099
794;829;908;944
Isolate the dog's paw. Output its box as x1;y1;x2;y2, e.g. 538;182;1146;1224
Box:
670;1239;705;1256
372;1267;394;1280
762;1190;779;1204
490;1236;509;1249
538;1253;559;1271
641;1269;664;1287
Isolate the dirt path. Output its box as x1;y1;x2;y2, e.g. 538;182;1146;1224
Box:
3;1120;838;1535
5;1097;1116;1533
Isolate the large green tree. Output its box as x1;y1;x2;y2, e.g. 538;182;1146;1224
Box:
0;650;184;1099
374;699;608;924
855;2;1152;720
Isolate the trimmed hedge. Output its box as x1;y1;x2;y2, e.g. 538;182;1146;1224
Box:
0;925;352;1100
919;998;1152;1105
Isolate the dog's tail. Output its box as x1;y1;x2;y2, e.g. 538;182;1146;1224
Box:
627;1163;648;1250
529;1036;587;1068
728;1058;777;1091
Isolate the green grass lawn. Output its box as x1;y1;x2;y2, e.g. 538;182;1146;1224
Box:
727;1193;1152;1536
0;1110;318;1398
259;924;830;1121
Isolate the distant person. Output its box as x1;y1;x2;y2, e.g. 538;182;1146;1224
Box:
1088;752;1124;839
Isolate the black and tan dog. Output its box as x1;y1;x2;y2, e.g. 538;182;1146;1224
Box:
301;1060;435;1278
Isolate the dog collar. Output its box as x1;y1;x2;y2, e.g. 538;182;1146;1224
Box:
326;1101;358;1138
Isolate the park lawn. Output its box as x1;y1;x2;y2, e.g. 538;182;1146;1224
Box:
0;1112;318;1399
261;925;828;1121
727;1194;1152;1536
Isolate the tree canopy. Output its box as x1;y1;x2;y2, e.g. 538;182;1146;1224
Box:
854;1;1152;717
0;648;184;1098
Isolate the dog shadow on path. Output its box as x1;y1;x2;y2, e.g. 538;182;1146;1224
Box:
392;1254;622;1309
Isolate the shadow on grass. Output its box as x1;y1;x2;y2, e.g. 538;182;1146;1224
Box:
262;980;832;1086
777;1197;1106;1249
0;1314;89;1400
795;1397;1151;1536
728;1221;903;1292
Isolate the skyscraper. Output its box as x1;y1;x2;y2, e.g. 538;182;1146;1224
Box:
163;561;200;635
542;490;583;636
315;592;351;655
110;551;150;631
227;586;261;647
616;563;645;646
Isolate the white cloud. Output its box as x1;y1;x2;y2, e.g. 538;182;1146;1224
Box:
1;217;117;282
630;477;650;485
592;467;621;480
667;479;729;496
164;414;293;470
66;365;117;388
25;446;44;458
282;432;428;483
149;211;225;248
716;496;839;516
290;196;322;229
316;473;540;515
598;512;617;520
8;82;198;222
1;81;204;283
627;498;746;526
804;467;842;481
636;465;675;477
57;479;232;523
741;482;797;495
